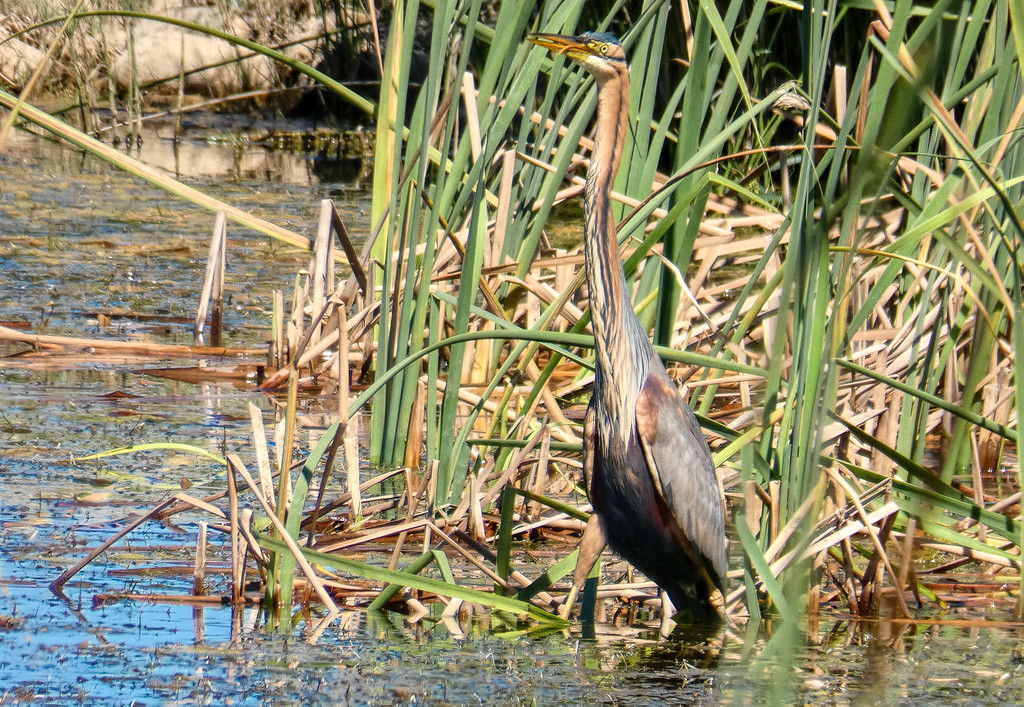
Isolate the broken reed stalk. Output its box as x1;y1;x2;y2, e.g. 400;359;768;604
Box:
306;422;346;547
51;492;226;591
338;305;363;523
300;467;406;530
248;401;276;513
388;466;428;570
194;521;208;596
826;469;912;620
227;458;243;604
227;454;339;613
237;508;267;567
309;200;336;351
51;497;177;591
95;593;229;605
195;210;226;346
0;325;261;357
271;289;284;368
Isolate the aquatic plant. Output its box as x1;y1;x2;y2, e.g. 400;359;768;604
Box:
7;0;1022;627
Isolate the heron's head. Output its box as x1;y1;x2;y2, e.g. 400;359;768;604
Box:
528;31;626;82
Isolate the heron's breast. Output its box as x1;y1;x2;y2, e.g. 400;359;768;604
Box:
590;434;670;543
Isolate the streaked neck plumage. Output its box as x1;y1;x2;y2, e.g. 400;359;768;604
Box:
581;55;653;442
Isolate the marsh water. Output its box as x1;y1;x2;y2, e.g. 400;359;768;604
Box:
2;116;1023;704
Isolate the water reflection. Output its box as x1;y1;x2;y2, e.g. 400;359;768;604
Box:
6;112;373;188
8;541;1024;704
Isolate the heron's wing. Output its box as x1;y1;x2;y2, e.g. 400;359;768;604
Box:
636;370;727;587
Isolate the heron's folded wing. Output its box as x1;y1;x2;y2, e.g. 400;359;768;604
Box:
636;371;727;587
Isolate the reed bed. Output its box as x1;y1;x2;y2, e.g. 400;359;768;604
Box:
5;0;1022;629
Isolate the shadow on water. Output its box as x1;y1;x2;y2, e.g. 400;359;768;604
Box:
3;119;1024;703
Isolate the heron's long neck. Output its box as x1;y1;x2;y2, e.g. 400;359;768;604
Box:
584;68;649;404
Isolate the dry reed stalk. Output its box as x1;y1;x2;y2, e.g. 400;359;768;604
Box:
967;435;989;545
335;305;362;522
271;289;284;368
428;377;574;445
523;360;576;436
195;211;226;346
0;325;262;357
314;519;431;554
829;469;912;618
467;321;495;390
903;538;1022;571
726;499;902;612
305;612;338;645
237;508;267;567
492;512;586;541
388;477;415;567
298;467;405;532
954;492;1022;534
724;479;827;608
478;429;549;514
492;149;517;264
294;327;342;372
768;480;781;545
461;72;483;161
94;593;230;605
468;467;486;540
553;368;595;399
274;370;300;519
387;467;431;569
690;230;779;262
247;402;276;512
404;379;426;470
517;134;752;242
425;523;520;594
0;90;310;248
744;480;765;537
193;521;208;596
857;513;899;614
305;424;345;548
441;599;464;621
154;487;228;520
517;270;587;325
287;273;305;362
55;491;229;590
260;330;342;389
758;232;784;357
226;454;243;603
525;432;552;522
168;493;228;519
50;496;178;591
329;206;369;298
896;516;920;605
227;454;339;613
979;363;1013;472
309;200;337;351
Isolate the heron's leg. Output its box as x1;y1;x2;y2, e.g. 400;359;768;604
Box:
659;590;676;638
559;515;606;619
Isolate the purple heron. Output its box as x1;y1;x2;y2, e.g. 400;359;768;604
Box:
529;32;726;623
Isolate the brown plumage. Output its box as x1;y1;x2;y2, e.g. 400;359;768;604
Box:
529;31;726;623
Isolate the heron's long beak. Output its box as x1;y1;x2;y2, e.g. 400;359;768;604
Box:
528;33;593;61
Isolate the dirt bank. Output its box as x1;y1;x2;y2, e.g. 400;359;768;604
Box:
1;1;360;105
